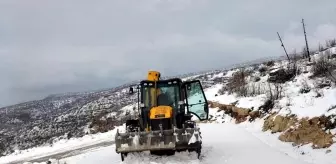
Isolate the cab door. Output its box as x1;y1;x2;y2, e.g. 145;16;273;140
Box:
182;80;209;121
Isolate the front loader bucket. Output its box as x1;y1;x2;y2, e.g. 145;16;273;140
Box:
115;127;202;154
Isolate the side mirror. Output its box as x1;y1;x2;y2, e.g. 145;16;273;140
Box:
129;87;134;94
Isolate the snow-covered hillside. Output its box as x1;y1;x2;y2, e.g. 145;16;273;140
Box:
5;65;336;163
1;44;336;164
0;85;138;157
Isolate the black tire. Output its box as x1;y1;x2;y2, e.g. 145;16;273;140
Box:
197;143;202;159
150;150;175;156
121;154;124;161
187;141;202;158
166;150;176;156
121;153;128;161
126;119;140;132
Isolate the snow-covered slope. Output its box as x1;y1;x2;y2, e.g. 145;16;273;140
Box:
0;104;136;164
207;67;336;118
0;84;139;157
0;129;118;164
17;122;335;164
1;44;336;164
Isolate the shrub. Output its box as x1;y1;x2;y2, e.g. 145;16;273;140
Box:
254;76;261;82
319;43;325;52
246;82;263;96
299;80;311;94
258;66;267;73
326;39;336;48
289;49;303;61
301;46;314;61
258;99;274;114
218;85;227;95
311;55;336;80
225;68;250;97
267;83;284;101
265;61;275;67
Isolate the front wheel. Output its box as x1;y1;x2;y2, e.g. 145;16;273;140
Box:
196;143;202;159
121;153;127;161
126;119;140;132
150;150;175;156
187;142;202;159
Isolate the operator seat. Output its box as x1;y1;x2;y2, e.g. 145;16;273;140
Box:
157;93;172;106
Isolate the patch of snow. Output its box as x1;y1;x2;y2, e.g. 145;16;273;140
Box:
235;94;267;110
224;69;238;78
0;126;124;164
206;64;336;118
240;120;336;164
38;123;313;164
209;72;224;80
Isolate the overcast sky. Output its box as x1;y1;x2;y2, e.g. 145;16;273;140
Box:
1;0;336;107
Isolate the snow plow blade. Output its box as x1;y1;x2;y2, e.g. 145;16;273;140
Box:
115;127;202;153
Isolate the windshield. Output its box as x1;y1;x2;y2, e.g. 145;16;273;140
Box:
141;82;180;110
158;85;180;109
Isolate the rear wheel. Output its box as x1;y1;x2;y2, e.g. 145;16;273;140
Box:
121;153;127;161
196;142;202;159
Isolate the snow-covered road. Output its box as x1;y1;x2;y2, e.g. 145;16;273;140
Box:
49;123;310;164
197;123;308;164
9;141;115;164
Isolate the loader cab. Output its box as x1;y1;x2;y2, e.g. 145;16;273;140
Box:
139;78;183;130
117;71;208;160
129;86;134;94
138;78;209;130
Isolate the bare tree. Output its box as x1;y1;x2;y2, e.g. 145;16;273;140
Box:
225;68;250;97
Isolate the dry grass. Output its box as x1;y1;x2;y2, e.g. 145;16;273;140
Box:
311;55;336;83
225;68;250;96
326;38;336;48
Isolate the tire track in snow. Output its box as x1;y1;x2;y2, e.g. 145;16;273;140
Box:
239;122;317;164
17;123;314;164
8;141;115;164
195;123;311;164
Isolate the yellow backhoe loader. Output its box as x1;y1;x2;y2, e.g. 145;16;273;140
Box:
115;71;209;161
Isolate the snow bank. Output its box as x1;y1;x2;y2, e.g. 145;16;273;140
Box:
0;126;123;164
239;120;336;164
33;122;317;164
204;65;336;119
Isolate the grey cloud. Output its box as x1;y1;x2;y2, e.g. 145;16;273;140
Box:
1;0;336;106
